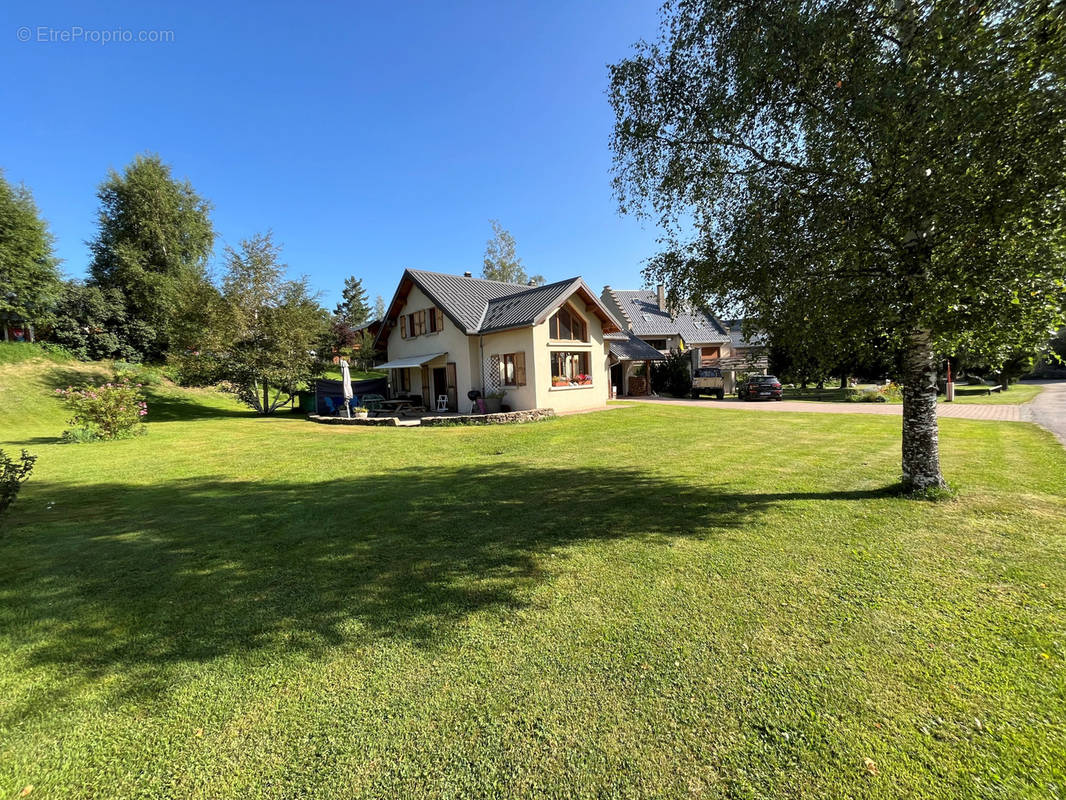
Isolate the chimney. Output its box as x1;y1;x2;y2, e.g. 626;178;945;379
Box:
657;284;666;312
463;271;472;278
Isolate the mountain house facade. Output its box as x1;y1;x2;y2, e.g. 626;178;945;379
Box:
374;269;621;413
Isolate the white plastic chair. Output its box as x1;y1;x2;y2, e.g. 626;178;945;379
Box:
436;394;448;412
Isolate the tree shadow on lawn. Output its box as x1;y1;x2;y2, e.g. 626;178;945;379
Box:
139;387;300;423
1;465;892;713
36;364;290;424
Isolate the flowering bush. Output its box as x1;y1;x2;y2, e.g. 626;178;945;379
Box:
1;448;36;517
54;380;148;441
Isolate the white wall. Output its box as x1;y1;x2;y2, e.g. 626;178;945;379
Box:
386;284;612;414
384;284;475;407
530;293;611;413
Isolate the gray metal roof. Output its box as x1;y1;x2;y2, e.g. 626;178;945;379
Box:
479;278;582;333
407;269;530;333
721;319;767;348
605;332;667;361
609;290;729;344
401;269;620;336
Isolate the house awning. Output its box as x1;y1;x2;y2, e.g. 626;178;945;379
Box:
375;352;447;370
606;333;667;362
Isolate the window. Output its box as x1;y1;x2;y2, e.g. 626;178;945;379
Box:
401;308;440;337
700;346;720;365
550;351;591;387
428;307;444;333
397;368;410;392
549;304;588;342
645;339;667;350
497;352;526;386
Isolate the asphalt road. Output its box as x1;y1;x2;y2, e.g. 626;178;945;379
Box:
1024;380;1066;447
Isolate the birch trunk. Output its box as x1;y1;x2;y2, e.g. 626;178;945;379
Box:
901;329;946;490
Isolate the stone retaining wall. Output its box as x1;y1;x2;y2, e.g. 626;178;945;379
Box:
420;408;556;426
307;408;556;427
307;414;399;427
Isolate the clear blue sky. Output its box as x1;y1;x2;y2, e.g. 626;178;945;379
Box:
1;0;665;309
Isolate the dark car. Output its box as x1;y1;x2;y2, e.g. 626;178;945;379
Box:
738;375;783;401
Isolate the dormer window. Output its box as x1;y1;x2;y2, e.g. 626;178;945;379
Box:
549;304;588;342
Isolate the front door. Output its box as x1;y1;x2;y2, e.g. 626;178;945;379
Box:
432;367;448;411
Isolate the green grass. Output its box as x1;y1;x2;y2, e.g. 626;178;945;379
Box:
949;383;1044;405
0;341;73;366
319;365;386;381
1;361;1064;799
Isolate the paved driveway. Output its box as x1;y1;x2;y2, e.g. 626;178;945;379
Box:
621;395;1025;421
1023;380;1066;446
621;381;1066;449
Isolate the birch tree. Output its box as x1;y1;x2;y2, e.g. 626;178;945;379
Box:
608;0;1066;490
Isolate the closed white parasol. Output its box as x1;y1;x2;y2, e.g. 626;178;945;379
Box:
340;358;353;417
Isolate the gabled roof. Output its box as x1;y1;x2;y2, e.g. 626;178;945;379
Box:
604;331;668;362
404;270;531;333
721;319;768;348
606;289;729;344
382;269;621;341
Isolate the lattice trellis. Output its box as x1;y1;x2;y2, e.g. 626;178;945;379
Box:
484;354;502;393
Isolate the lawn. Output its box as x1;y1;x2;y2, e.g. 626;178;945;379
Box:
948;383;1045;405
1;355;1064;799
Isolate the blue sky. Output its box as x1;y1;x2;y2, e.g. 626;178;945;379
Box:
1;0;665;309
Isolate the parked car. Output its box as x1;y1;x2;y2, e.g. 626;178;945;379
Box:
691;366;725;399
738;375;783;401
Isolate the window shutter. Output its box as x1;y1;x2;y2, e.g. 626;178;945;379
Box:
400;316;408;339
515;352;526;386
419;310;427;335
435;308;444;331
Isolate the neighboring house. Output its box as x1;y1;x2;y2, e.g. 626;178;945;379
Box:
1;312;34;342
603;331;667;397
374;269;621;413
719;318;769;377
330;319;384;365
600;285;767;394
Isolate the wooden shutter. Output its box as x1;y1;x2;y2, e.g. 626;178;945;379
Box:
419;310;427;335
421;365;430;407
515;352;526;386
435;308;444;332
400;316;408;339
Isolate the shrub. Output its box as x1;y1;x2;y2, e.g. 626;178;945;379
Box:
652;350;692;397
54;380;148;441
114;361;164;387
844;387;886;403
0;449;36;517
878;381;902;402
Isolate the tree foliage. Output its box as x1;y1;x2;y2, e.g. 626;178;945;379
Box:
50;281;155;362
0;170;61;331
609;0;1066;489
334;276;371;328
482;219;544;285
651;349;693;397
204;233;328;415
88;153;215;360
